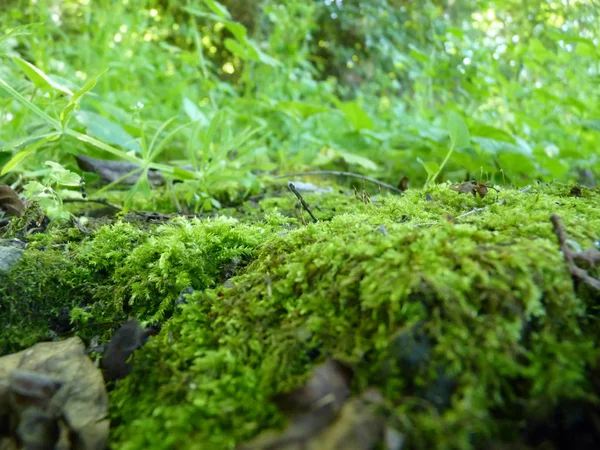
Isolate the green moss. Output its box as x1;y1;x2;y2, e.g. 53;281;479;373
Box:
107;184;600;450
0;247;91;353
0;214;289;354
1;183;598;448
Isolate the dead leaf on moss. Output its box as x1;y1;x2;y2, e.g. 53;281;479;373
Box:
239;388;387;450
0;337;109;450
449;181;489;198
238;360;395;450
0;184;25;218
397;176;409;193
101;319;155;382
272;359;353;420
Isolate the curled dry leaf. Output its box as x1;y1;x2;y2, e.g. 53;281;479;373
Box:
75;155;194;186
239;388;387;450
449;181;489;199
75;154;164;186
0;336;109;450
0;184;26;217
101;319;156;382
239;360;392;450
397;176;409;193
271;359;353;420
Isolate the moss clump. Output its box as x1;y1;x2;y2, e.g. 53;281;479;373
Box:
0;215;292;354
108;184;600;450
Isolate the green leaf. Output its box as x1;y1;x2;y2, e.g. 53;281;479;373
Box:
417;157;440;179
334;149;378;171
13;56;73;96
149;121;190;162
0;76;61;127
336;101;374;131
64;129;141;164
224;38;254;60
222;21;248;43
44;161;81;186
60;69;107;129
277;101;330;119
74;110;141;153
246;40;280;66
202;0;231;19
1;133;61;175
582;119;600;132
124;168;152;211
447;111;470;149
183;97;209;125
0;23;42;45
172;166;196;180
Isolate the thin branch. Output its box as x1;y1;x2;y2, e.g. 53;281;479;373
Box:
275;171;404;195
288;182;318;223
550;214;600;291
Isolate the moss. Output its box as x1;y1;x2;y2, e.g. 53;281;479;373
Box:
106;184;600;449
0;214;289;354
0;247;91;353
1;183;598;448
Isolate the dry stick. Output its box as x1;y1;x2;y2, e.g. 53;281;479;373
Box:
550;214;600;291
275;171;405;195
288;182;318;223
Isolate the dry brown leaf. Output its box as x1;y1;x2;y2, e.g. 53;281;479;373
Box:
0;185;25;218
101;319;155;382
449;181;490;199
397;177;409;192
272;359;353;419
239;388;386;450
0;337;109;450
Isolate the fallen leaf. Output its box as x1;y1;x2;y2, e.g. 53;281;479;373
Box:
0;337;109;450
0;184;26;217
238;361;390;450
101;319;155;382
75;155;164;186
449;181;489;198
397;176;409;192
449;181;476;196
239;388;386;450
271;359;353;421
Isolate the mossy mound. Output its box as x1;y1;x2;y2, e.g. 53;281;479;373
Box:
106;184;598;449
1;183;599;449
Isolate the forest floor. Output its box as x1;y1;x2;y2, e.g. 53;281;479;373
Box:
1;180;599;450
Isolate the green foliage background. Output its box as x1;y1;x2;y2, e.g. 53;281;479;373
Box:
1;0;599;208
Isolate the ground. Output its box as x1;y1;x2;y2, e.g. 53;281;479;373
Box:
1;181;599;449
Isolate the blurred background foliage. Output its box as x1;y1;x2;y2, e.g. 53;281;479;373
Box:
0;0;599;210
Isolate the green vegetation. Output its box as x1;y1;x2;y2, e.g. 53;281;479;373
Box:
1;1;599;449
1;0;599;210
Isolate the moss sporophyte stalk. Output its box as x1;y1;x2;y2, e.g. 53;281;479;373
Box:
0;183;598;449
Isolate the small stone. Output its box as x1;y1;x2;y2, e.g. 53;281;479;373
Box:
0;245;24;272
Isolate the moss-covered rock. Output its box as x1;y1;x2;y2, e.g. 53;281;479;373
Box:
107;184;598;449
1;183;599;449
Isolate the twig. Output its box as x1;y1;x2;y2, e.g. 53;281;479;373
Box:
550;214;600;291
63;197;123;211
288;182;318;223
276;171;404;195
